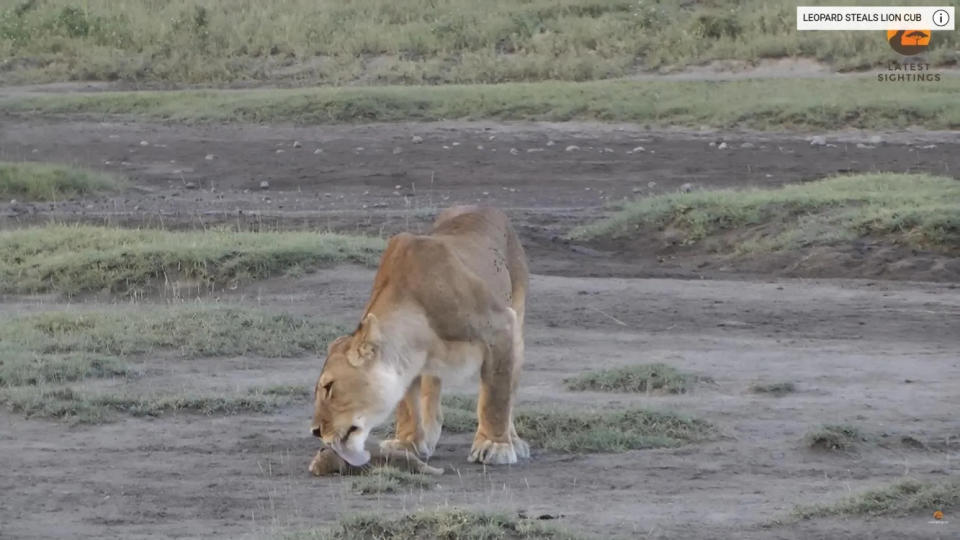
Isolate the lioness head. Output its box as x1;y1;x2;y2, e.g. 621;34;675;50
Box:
310;314;402;467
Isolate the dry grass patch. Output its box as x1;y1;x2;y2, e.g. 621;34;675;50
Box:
289;509;577;539
0;161;125;201
350;466;434;495
805;424;868;452
0;385;300;424
794;478;960;519
749;381;796;396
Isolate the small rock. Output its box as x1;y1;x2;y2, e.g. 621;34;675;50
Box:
354;147;364;152
680;183;694;193
526;148;544;153
452;142;460;147
920;144;937;149
293;140;302;148
488;135;496;141
275;149;285;154
205;154;216;161
139;140;149;147
411;135;424;144
392;147;402;155
631;146;646;153
584;187;591;191
632;187;642;193
856;143;875;149
509;148;519;155
259;181;270;190
395;185;402;189
393;191;401;196
867;135;882;145
709;141;717;147
442;145;450;150
31;148;39;154
717;142;728;150
546;140;556;146
565;145;580;152
647;181;657;188
9;199;16;205
477;145;484;150
740;142;755;149
313;148;324;154
482;192;490;196
184;182;198;190
602;147;614;153
809;135;827;146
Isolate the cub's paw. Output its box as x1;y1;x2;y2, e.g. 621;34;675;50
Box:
380;438;431;459
468;438;517;465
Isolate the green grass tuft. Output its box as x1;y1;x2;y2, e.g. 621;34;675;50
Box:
0;162;125;201
289;509;577;540
572;173;960;253
794;478;960;519
805;424;868;452
4;78;960;130
350;466;434;495
565;363;704;394
0;225;385;295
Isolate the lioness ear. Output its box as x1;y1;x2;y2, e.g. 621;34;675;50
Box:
348;314;382;367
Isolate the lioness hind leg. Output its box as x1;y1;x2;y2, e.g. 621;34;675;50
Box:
469;308;522;465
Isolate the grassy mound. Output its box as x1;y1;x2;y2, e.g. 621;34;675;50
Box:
573;174;960;254
0;225;385;295
4;78;960;130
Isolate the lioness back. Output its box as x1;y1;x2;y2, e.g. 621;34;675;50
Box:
430;205;528;322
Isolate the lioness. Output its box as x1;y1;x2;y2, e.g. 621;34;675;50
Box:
311;206;529;466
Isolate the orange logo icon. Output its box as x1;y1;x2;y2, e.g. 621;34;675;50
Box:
887;30;931;55
933;510;944;520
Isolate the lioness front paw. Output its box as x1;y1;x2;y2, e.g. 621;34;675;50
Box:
512;436;530;460
380;438;431;459
468;439;517;465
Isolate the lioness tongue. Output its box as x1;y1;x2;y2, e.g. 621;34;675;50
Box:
331;443;371;467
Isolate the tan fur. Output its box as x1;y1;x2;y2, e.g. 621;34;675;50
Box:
311;206;529;465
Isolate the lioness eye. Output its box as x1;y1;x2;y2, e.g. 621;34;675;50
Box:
323;381;334;397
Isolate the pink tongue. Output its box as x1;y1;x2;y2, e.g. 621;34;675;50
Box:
332;443;371;467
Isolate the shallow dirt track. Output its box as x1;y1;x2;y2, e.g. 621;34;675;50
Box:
1;270;959;539
1;114;959;539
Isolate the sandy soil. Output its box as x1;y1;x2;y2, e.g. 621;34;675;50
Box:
1;113;959;539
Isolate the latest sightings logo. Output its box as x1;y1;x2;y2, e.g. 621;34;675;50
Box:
887;29;931;55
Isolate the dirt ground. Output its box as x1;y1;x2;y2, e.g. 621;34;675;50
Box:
1;109;959;539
